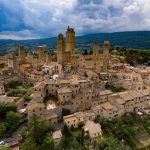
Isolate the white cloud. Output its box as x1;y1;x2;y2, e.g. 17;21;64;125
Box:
0;30;40;40
0;0;150;39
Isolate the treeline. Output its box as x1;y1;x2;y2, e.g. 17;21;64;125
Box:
95;113;150;149
19;113;150;150
112;47;150;66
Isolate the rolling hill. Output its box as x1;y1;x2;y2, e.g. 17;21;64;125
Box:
0;31;150;55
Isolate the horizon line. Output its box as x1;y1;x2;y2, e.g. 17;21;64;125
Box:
0;30;150;41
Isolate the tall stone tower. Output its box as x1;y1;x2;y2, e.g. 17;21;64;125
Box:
27;53;33;64
66;26;75;55
46;52;52;63
92;41;99;57
37;46;45;63
92;41;101;73
103;41;110;73
57;33;64;65
18;46;26;62
7;51;17;69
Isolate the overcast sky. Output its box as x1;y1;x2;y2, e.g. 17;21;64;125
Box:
0;0;150;40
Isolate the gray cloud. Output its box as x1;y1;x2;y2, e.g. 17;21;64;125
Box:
0;0;150;39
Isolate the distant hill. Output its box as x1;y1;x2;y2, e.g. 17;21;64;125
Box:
0;31;150;55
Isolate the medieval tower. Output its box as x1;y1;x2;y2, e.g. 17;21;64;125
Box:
102;41;110;73
46;52;52;63
7;51;17;69
37;46;45;63
92;41;101;73
57;33;64;65
66;26;75;55
92;41;99;57
18;46;26;62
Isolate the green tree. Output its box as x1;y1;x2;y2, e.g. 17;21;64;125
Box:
29;115;52;144
0;123;6;137
76;130;84;145
62;124;71;137
59;136;71;149
7;80;20;89
6;111;21;133
98;136;125;150
20;128;28;142
42;137;54;150
21;138;38;150
62;108;71;117
21;115;53;150
0;103;17;119
23;94;32;101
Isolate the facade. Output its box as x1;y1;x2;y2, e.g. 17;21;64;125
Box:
42;62;62;75
84;120;102;139
0;96;24;110
0;84;5;95
52;130;62;146
63;111;96;128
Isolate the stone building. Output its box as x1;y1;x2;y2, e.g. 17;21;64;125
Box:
27;102;45;120
63;111;96;128
52;130;62;146
0;96;24;110
0;84;5;95
84;120;102;140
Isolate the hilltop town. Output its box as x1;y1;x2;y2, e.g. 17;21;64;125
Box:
0;26;150;149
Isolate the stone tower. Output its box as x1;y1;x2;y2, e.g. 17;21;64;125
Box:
7;51;16;69
92;41;99;57
92;41;101;73
57;33;64;65
66;26;75;55
27;53;33;64
37;46;45;63
18;46;26;62
46;52;52;63
103;41;110;73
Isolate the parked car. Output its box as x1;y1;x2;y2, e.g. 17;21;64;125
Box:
0;140;5;146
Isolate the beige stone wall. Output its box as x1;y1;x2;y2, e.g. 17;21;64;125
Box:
27;103;45;121
64;52;71;64
58;92;72;104
0;85;5;95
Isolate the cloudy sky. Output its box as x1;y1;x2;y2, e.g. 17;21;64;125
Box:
0;0;150;40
